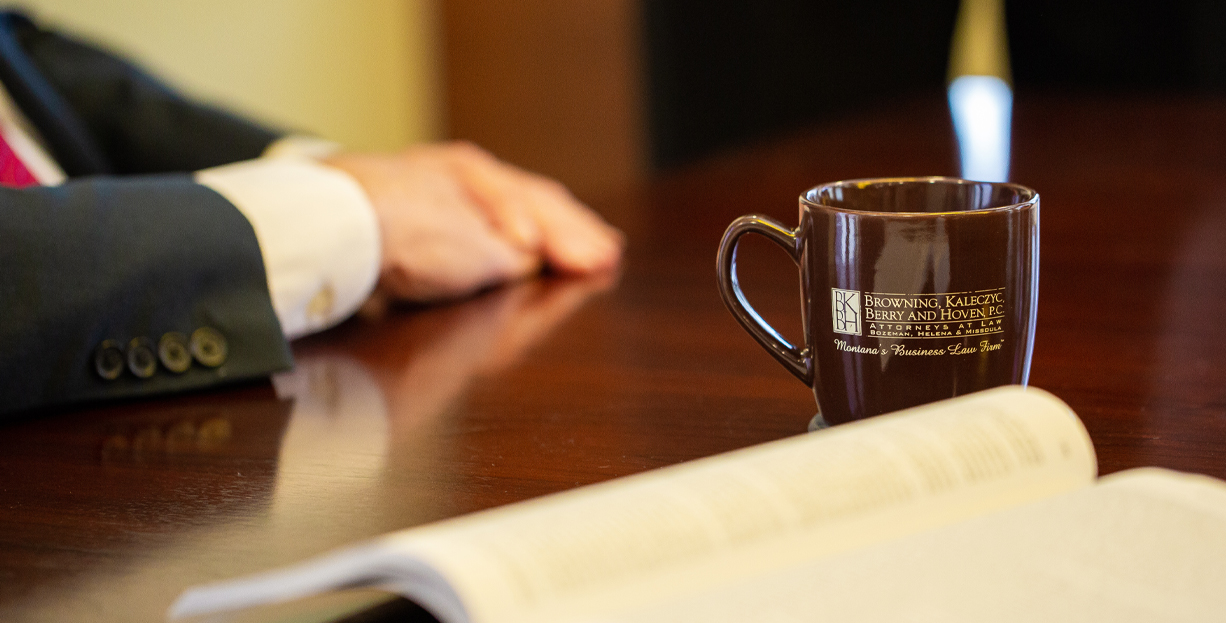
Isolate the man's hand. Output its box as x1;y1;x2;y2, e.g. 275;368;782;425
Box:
325;142;624;302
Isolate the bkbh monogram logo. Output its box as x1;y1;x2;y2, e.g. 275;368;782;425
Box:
831;288;862;336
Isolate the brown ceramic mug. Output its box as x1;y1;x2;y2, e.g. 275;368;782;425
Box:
717;177;1040;426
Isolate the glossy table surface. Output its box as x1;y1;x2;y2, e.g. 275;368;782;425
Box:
3;94;1226;622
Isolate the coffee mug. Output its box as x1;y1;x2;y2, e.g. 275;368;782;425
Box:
717;177;1039;426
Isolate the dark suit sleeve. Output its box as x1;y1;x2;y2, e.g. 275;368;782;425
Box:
0;176;293;417
9;14;282;175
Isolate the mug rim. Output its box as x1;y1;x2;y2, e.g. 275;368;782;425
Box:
800;176;1039;216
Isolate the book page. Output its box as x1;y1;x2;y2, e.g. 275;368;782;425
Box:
602;468;1226;622
170;386;1095;623
391;386;1095;623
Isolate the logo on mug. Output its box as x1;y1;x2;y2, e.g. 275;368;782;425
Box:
831;288;862;336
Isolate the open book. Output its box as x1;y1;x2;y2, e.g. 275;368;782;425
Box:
170;386;1226;622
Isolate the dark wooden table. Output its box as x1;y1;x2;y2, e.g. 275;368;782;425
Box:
3;94;1225;622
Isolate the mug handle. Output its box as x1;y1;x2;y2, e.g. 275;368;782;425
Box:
717;215;814;385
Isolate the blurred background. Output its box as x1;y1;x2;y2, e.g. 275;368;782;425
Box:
12;0;1226;197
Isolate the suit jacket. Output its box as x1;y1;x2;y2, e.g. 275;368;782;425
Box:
0;12;293;417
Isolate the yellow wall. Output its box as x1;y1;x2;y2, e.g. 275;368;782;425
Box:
12;0;442;150
948;0;1010;82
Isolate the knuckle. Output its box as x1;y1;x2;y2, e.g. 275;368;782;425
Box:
532;178;573;201
447;140;491;160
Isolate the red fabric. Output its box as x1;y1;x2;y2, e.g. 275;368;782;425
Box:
0;131;38;187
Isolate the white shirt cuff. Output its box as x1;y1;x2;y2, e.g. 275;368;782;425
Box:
195;152;381;341
261;135;343;160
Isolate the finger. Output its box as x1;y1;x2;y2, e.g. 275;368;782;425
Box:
450;146;625;273
381;220;542;302
445;143;544;252
515;177;624;273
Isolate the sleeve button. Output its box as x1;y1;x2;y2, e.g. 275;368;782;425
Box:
126;337;158;378
94;340;125;380
158;332;192;373
190;327;228;368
